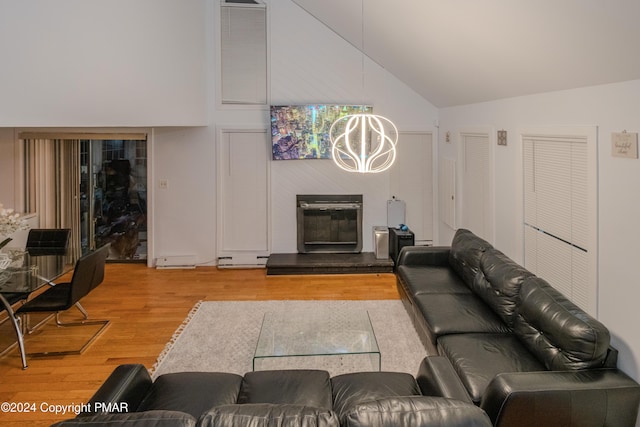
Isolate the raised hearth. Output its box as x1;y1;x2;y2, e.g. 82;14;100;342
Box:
266;252;393;275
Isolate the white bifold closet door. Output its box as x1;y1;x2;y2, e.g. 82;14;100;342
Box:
523;131;596;314
217;129;270;267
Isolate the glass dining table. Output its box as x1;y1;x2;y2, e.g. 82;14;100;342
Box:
0;249;74;369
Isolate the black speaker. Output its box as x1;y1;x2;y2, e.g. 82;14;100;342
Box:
389;227;415;265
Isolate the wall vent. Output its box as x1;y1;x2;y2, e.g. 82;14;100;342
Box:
218;255;268;269
156;255;196;269
222;0;262;5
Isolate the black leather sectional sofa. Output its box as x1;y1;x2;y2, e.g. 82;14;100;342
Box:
52;227;640;426
53;363;492;427
396;228;640;426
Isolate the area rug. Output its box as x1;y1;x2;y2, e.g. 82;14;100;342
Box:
151;300;426;379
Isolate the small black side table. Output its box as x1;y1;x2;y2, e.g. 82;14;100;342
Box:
389;227;415;265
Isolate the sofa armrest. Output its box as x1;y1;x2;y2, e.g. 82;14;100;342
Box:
480;369;640;427
396;246;451;267
81;364;153;416
416;356;473;404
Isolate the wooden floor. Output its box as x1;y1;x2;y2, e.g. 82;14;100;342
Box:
0;264;399;426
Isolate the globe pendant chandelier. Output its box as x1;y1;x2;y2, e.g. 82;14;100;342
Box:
329;113;398;173
329;0;398;174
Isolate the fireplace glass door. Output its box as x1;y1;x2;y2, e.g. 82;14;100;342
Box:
302;209;359;247
296;195;363;253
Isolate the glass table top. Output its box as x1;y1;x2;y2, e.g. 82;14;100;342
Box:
0;250;73;294
253;309;380;370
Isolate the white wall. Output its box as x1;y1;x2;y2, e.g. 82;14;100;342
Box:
438;79;640;385
151;127;217;264
0;129;18;206
267;0;438;252
0;0;207;127
0;0;637;394
146;0;439;262
0;0;437;262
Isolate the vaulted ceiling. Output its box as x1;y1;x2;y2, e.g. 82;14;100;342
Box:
292;0;640;107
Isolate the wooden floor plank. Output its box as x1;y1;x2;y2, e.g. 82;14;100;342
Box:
0;264;398;426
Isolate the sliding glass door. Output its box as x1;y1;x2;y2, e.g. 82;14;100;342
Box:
80;139;147;261
22;133;147;262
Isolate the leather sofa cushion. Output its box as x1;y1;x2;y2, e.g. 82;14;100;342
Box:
414;293;510;341
199;404;339;427
52;410;197;427
470;248;534;328
238;370;333;410
331;372;421;418
437;333;545;404
397;265;471;295
340;397;492;427
514;277;610;370
137;372;242;419
448;229;492;286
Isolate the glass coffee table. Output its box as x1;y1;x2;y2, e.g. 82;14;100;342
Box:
253;309;380;372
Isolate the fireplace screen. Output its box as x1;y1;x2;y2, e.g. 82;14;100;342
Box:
297;195;363;253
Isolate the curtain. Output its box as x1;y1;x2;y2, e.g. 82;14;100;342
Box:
24;139;82;260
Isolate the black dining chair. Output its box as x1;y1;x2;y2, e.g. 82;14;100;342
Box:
26;228;71;255
15;244;110;357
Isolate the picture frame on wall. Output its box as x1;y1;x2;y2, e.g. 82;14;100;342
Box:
270;104;372;160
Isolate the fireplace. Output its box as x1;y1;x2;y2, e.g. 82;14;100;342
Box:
296;194;363;254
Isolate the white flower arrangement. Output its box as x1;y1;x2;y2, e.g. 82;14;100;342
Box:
0;203;29;250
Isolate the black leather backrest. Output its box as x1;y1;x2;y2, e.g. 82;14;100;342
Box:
89;244;110;291
69;244;109;305
448;229;493;287
138;372;242;419
340;397;493;427
331;372;421;419
238;370;333;410
471;248;534;328
26;228;70;255
200;404;339;427
53;410;196;427
514;277;610;370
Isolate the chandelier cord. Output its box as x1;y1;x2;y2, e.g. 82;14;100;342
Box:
361;0;365;107
328;0;398;174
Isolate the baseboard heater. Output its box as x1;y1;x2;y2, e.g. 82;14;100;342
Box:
217;255;268;269
156;255;197;269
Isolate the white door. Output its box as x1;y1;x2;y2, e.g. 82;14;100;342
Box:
459;132;493;241
389;132;433;243
217;129;270;267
